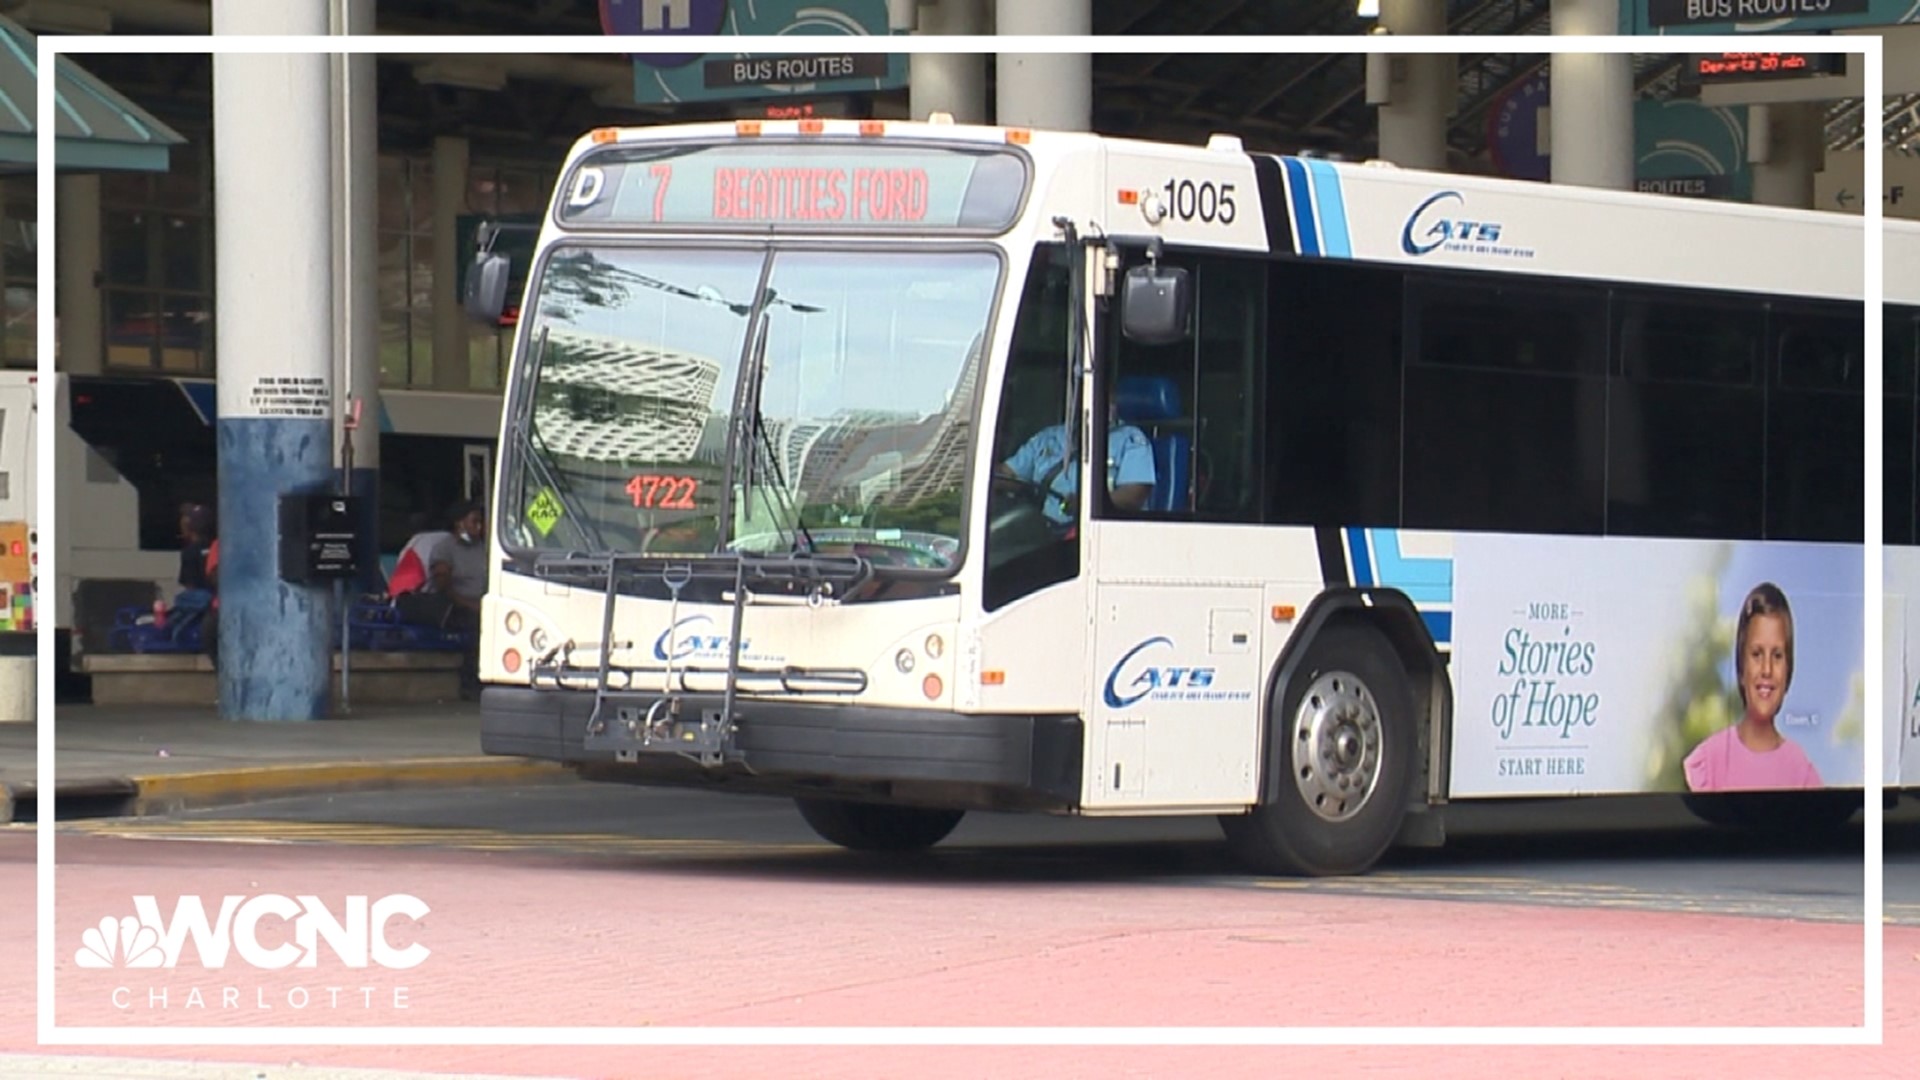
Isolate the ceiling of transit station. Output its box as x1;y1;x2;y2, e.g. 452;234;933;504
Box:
15;0;1905;168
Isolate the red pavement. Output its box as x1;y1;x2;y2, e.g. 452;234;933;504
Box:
3;830;1916;1078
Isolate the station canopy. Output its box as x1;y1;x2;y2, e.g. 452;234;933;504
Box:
0;13;184;175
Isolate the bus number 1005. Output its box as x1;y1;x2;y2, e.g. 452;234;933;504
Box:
1162;179;1236;224
627;474;699;509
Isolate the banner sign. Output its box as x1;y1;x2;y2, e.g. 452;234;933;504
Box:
1447;535;1865;796
602;0;907;105
1624;0;1915;33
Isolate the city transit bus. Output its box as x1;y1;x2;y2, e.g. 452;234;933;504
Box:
465;116;1907;876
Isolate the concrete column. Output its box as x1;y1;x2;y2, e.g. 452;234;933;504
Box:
333;0;382;590
994;0;1090;131
912;0;987;123
1371;0;1453;170
1749;102;1824;210
431;134;469;392
212;0;335;720
55;174;103;375
1550;0;1633;190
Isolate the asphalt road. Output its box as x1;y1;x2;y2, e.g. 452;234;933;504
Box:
59;780;1920;926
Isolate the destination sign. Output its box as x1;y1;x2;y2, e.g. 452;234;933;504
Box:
556;141;1029;231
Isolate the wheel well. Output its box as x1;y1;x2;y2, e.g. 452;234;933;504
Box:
1258;589;1452;807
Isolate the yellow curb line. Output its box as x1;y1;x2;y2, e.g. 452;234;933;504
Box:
127;757;572;807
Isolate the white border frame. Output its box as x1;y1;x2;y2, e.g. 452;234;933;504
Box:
34;33;1884;1047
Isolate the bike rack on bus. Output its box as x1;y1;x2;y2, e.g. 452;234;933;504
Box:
533;551;873;768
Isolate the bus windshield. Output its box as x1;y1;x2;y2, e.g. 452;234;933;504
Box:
502;244;1000;572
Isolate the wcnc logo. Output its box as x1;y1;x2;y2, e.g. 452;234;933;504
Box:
75;894;430;971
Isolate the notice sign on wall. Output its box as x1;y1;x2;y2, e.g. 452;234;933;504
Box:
247;375;328;419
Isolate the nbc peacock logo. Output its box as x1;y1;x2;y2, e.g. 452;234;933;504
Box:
75;915;165;969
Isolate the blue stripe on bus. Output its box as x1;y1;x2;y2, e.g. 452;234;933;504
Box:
1302;159;1352;258
1345;526;1374;585
1280;157;1320;256
1368;529;1452;604
1343;526;1453;645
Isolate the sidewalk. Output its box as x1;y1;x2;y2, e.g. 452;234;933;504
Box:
0;702;570;823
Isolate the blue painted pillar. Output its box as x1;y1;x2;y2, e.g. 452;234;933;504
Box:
213;0;335;720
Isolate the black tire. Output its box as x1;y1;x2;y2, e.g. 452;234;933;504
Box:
794;798;965;853
1220;620;1417;877
1682;790;1862;838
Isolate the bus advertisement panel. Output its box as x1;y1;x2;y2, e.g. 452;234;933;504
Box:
1448;535;1864;796
1893;548;1920;787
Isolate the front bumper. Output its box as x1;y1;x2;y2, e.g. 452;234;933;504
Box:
480;686;1084;808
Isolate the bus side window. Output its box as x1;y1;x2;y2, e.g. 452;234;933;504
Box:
1192;258;1263;520
1608;292;1764;541
1402;278;1607;537
1768;304;1863;544
1105;253;1263;522
1889;309;1920;546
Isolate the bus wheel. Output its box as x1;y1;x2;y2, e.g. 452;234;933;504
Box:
1220;621;1416;877
794;798;966;853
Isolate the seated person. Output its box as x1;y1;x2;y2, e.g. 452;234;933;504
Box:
394;500;488;699
386;513;452;599
165;503;216;646
997;402;1155;529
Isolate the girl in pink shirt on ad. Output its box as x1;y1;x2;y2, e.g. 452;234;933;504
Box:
1683;582;1823;792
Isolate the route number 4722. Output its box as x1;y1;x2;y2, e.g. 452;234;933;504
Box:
628;474;699;509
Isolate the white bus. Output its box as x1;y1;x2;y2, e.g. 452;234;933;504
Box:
466;117;1904;876
1887;219;1920;807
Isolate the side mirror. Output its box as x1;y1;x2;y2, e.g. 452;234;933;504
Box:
464;252;510;325
1120;264;1191;346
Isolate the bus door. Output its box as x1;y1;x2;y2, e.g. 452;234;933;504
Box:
1080;250;1266;811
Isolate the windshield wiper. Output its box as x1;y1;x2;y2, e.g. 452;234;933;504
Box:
751;405;815;554
734;309;815;555
512;325;609;553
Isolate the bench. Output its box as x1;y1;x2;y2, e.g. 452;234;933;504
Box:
108;599;473;656
75;650;467;707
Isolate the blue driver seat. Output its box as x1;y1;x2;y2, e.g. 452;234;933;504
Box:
1113;375;1191;513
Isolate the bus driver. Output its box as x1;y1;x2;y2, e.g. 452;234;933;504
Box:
997;399;1156;528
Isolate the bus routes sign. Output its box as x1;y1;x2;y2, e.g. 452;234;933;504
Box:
1627;0;1909;32
1647;0;1868;26
607;0;907;105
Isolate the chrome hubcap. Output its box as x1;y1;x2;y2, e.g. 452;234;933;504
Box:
1290;670;1384;823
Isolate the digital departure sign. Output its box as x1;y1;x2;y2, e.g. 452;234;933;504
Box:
555;141;1030;231
1681;52;1847;83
